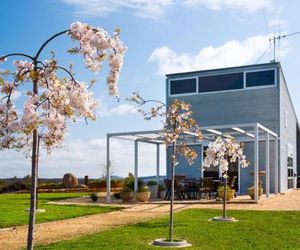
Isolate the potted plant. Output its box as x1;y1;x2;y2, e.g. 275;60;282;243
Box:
123;173;144;190
147;180;158;199
247;185;263;200
90;192;98;202
136;186;151;202
217;185;235;201
120;186;134;202
158;184;167;199
204;137;249;221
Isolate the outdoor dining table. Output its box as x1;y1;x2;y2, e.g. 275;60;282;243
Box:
182;179;201;199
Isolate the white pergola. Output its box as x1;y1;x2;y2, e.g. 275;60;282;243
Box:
106;123;278;203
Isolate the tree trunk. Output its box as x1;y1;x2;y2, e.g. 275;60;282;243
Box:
223;171;227;218
169;141;176;242
27;129;38;250
36;136;40;210
27;68;39;250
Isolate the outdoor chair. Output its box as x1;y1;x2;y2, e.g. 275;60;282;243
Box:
183;178;199;199
164;178;185;200
199;177;215;199
164;179;171;200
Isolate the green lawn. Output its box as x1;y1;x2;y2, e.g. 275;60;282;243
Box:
37;209;300;250
0;193;120;228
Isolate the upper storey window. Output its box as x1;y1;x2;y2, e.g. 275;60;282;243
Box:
170;78;197;95
198;73;243;93
246;70;275;87
168;68;276;96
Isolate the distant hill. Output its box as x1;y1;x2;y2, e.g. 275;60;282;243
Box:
0;175;166;183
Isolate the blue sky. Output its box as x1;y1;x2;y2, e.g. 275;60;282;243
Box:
1;0;300;179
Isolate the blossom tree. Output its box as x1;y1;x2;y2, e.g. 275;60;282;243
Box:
0;22;126;250
129;92;202;243
203;137;249;221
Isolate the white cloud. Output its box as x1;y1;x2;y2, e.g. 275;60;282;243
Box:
61;0;174;20
97;103;137;118
184;0;273;12
0;137;166;179
149;35;291;76
11;90;21;101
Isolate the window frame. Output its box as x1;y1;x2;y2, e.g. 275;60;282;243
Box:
168;76;198;97
244;69;276;89
198;71;244;94
168;68;277;97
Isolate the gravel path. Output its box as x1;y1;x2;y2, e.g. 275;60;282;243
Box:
0;189;299;250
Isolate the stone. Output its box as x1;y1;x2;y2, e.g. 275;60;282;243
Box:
151;239;191;248
78;184;88;188
63;173;78;188
210;216;238;222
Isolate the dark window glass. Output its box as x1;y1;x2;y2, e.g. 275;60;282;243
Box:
246;70;275;87
288;168;294;177
170;78;196;95
287;157;293;167
198;73;243;93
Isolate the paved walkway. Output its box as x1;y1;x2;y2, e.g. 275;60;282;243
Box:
0;189;299;250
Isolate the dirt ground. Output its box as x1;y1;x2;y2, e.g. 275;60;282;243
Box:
0;189;299;250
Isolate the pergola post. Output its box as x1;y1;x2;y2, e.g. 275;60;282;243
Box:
156;144;160;185
254;124;259;203
134;140;139;193
275;137;279;194
106;136;111;203
200;144;203;178
266;132;270;198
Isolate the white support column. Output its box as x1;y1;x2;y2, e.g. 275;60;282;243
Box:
200;144;203;178
254;125;259;203
156;144;160;185
238;163;241;195
134;140;139;193
106;136;111;203
275;137;279;194
266;133;270;198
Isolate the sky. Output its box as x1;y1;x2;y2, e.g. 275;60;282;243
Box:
1;0;300;179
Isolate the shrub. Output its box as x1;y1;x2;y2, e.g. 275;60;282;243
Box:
38;182;64;190
122;186;133;192
217;185;233;192
137;186;149;192
88;180;105;188
90;192;98;202
123;173;143;190
113;192;121;199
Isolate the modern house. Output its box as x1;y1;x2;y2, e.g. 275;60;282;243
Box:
106;62;298;202
166;62;298;194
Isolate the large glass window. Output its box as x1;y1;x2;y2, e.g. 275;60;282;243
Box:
198;73;243;93
170;78;197;95
246;70;275;87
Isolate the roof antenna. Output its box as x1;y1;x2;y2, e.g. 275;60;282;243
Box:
270;31;300;63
